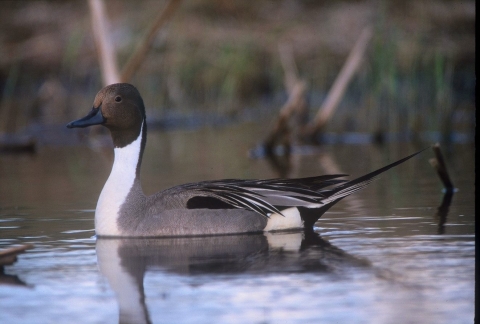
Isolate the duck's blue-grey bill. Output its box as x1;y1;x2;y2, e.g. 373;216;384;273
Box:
66;107;105;128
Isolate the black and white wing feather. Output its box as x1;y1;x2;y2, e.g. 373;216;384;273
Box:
179;174;348;217
161;149;426;219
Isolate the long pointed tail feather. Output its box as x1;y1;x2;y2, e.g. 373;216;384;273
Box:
310;147;429;209
296;148;428;229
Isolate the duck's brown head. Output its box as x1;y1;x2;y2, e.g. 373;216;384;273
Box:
67;83;146;148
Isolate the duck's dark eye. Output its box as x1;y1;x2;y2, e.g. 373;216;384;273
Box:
115;96;122;102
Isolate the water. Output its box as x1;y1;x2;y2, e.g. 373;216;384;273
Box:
0;123;475;323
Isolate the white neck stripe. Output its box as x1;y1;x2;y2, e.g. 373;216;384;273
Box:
95;123;144;236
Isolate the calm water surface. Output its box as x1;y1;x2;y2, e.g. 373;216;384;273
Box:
0;123;475;323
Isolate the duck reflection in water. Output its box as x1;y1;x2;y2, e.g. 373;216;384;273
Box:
96;230;369;324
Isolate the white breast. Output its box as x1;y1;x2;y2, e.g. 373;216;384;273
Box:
95;126;143;236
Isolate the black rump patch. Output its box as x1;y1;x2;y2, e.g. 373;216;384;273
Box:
186;196;236;210
297;201;340;229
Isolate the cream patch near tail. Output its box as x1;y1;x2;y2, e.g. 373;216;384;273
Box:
263;207;303;231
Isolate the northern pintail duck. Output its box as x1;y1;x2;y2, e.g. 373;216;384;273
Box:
67;83;424;237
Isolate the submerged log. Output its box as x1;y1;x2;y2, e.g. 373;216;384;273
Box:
0;244;34;267
0;136;36;154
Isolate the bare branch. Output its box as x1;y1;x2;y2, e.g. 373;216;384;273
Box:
305;26;372;137
88;0;121;85
121;0;183;82
264;44;307;150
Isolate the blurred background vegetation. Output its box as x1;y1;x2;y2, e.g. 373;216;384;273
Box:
0;0;475;146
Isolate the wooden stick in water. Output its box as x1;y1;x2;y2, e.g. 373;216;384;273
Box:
429;143;455;192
